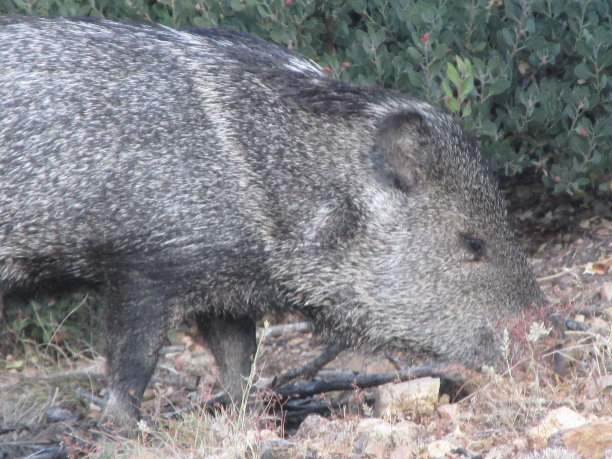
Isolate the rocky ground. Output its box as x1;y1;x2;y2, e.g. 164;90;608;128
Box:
0;207;611;458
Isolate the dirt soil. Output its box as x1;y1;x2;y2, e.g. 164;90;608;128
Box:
1;207;611;458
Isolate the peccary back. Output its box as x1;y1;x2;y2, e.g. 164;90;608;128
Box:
0;17;545;427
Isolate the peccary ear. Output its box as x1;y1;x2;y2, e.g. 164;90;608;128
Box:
375;111;435;191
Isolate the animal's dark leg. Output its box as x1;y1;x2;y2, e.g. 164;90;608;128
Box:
102;272;175;430
196;313;257;404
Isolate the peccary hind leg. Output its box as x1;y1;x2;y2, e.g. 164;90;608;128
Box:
102;272;175;429
196;314;256;404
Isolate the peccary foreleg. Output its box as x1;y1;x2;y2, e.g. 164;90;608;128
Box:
102;272;175;429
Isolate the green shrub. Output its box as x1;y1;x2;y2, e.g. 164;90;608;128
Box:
1;0;610;197
2;294;99;363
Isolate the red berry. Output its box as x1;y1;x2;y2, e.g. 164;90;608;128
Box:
341;61;350;67
422;33;429;44
284;0;293;5
580;127;587;137
322;67;333;73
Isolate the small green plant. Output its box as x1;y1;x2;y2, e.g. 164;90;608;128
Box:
236;320;269;431
3;294;97;366
442;56;475;118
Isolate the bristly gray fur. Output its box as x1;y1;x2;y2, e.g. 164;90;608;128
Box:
0;17;545;428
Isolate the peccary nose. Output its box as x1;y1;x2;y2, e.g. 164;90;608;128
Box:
488;302;570;375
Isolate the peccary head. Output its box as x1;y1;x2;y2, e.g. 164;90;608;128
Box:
281;103;546;370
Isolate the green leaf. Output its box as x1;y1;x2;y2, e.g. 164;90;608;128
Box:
460;77;474;100
441;80;453;98
456;56;471;75
575;41;592;59
479;120;499;138
591;151;602;165
230;0;245;12
432;45;450;61
575;177;590;187
503;1;521;22
473;41;487;52
447;62;460;87
430;60;443;78
599;49;612;68
446;97;461;113
502;28;515;47
407;70;426;88
406;47;422;62
256;4;270;17
574;63;592;80
487;78;510;97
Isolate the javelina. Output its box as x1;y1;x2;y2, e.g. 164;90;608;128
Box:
0;17;545;427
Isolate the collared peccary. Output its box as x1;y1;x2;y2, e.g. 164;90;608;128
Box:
0;17;545;427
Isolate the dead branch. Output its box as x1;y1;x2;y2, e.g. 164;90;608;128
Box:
271;344;343;388
273;363;449;401
204;362;449;411
2;369;106;384
75;387;105;409
0;443;66;459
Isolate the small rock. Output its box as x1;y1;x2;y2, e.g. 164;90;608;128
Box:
354;434;387;458
427;439;453;458
374;376;440;419
598;375;612;392
45;406;74;421
581;398;603;413
294;414;331;439
518;447;581;459
602;282;612;302
354;418;419;457
485;444;515;458
513;437;529;452
258;439;297;459
561;421;612;459
437;403;459;421
389;444;417;459
246;428;279;444
527;407;587;448
590;317;610;336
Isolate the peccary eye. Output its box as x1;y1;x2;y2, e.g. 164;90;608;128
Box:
463;236;486;261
